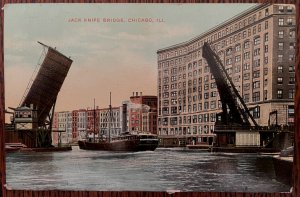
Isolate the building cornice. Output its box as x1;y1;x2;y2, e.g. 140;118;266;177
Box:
157;3;271;53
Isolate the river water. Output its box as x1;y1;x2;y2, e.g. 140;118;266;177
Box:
6;147;290;192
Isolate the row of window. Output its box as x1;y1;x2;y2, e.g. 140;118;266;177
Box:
278;42;296;50
67;111;119;117
278;54;295;62
161;89;221;100
242;88;294;102
278;65;295;73
158;125;214;135
161;91;218;105
278;29;296;38
159;41;294;85
277;77;295;84
160;101;220;115
277;89;295;99
158;6;278;61
161;96;263;114
161;71;262;91
161;81;275;101
158;20;296;72
159;47;292;79
278;18;294;26
160;85;294;112
213;25;268;51
160;80;217;90
160;50;293;87
160;113;217;125
278;5;294;13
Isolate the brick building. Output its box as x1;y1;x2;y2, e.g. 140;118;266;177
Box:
123;92;158;134
52;93;158;144
72;109;87;141
86;107;100;139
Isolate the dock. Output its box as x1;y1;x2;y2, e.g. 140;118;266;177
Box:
186;144;210;150
210;146;281;153
5;143;72;153
19;146;72;152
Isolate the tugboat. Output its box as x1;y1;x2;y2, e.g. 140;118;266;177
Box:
78;93;159;152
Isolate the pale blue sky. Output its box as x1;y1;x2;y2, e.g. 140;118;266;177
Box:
4;3;255;114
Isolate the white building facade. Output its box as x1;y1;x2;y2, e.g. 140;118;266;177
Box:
99;107;122;137
157;4;295;139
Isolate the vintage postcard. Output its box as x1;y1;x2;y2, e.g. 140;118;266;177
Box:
3;3;295;192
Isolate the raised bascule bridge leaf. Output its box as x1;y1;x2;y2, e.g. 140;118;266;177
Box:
20;42;73;127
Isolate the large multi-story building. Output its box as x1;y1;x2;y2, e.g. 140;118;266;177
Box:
157;4;295;143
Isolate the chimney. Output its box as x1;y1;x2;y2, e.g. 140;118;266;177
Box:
133;92;134;97
136;92;138;96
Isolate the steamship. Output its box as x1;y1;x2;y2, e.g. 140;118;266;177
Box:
78;93;159;152
78;132;159;151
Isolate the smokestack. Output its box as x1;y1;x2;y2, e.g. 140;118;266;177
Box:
140;92;142;96
133;92;134;96
136;92;138;96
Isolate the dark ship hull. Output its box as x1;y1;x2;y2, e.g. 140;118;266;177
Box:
78;133;158;152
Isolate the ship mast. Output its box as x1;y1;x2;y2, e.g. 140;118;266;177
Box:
108;92;112;143
93;98;96;143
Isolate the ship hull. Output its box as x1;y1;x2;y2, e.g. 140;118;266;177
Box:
78;135;158;152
